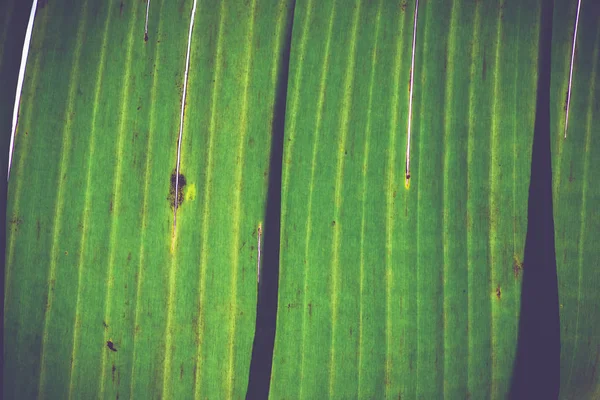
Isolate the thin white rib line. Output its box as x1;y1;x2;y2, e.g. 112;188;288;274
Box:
174;0;197;230
144;0;150;41
8;0;38;182
565;0;581;139
257;224;262;284
406;0;419;184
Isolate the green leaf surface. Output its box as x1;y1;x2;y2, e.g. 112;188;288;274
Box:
551;1;600;398
2;0;600;399
271;0;539;398
4;0;293;398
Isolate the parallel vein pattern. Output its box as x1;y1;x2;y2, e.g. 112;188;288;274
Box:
551;2;600;397
271;0;537;398
3;1;294;399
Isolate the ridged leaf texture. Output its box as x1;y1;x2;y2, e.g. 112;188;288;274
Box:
2;0;599;399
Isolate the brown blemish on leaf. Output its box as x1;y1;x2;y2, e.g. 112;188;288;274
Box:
331;220;336;227
127;252;131;263
36;219;41;240
9;216;22;231
109;200;113;214
308;303;312;317
513;255;523;279
191;363;198;393
180;363;184;380
119;1;124;16
568;160;574;182
112;364;116;382
107;340;117;352
400;0;407;12
496;285;501;299
383;373;391;387
102;320;109;329
168;171;186;209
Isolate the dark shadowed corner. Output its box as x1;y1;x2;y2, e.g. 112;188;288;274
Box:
246;2;296;399
0;1;36;396
510;0;560;398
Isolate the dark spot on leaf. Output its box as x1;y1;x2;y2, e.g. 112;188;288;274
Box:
119;1;124;16
36;220;41;239
109;200;113;213
568;160;574;182
168;171;187;209
180;363;184;380
331;220;336;227
144;32;148;42
496;285;501;299
102;320;109;329
400;0;407;12
127;252;131;263
107;340;117;352
137;105;141;111
308;303;312;317
513;258;524;279
112;364;116;382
